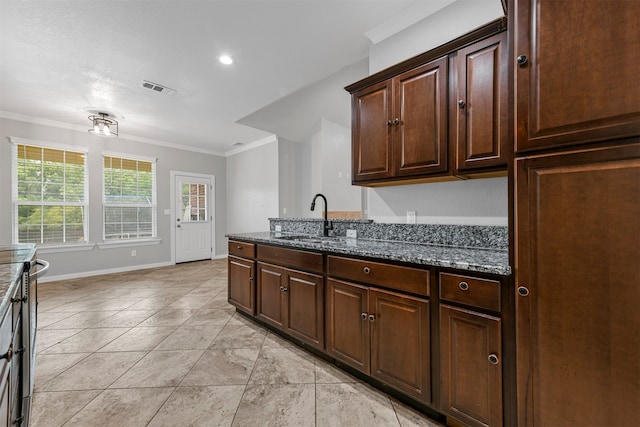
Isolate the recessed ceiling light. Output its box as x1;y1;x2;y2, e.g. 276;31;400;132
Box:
219;55;234;65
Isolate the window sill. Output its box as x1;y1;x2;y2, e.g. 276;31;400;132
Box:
96;238;162;249
37;243;96;254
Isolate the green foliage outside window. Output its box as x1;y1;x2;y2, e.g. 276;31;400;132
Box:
16;144;87;244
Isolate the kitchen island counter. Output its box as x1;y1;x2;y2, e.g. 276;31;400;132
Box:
0;244;37;316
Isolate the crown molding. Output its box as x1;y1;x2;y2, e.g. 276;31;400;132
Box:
225;134;278;157
0;110;228;157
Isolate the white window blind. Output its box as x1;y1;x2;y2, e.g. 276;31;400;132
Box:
102;153;157;240
13;141;89;245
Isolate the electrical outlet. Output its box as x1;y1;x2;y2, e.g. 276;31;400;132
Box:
275;225;282;232
283;207;287;214
406;211;416;224
131;250;137;257
346;229;357;239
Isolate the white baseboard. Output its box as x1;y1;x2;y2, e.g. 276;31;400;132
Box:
38;261;174;283
39;255;229;283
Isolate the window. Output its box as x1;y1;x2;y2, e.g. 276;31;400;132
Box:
180;182;208;222
13;140;88;245
103;153;156;240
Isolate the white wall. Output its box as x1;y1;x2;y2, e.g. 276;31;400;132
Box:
277;137;303;218
0;117;227;278
369;0;505;72
366;178;508;226
319;118;362;213
226;139;279;233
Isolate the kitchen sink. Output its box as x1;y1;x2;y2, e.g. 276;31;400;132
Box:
273;234;346;246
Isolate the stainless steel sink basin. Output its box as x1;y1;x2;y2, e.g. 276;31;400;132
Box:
272;234;344;245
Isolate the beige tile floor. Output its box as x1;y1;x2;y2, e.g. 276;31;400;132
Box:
31;259;443;427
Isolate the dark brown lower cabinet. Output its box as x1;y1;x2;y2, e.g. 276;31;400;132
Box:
228;255;255;315
515;142;640;426
440;304;502;427
257;262;324;349
326;278;431;404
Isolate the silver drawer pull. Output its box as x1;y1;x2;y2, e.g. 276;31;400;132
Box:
363;267;370;274
459;281;469;291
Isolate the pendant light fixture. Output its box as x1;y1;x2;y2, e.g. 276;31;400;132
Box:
88;112;118;138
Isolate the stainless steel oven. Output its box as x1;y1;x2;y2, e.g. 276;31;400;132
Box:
20;258;48;426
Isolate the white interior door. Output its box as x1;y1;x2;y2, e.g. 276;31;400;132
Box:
175;175;212;263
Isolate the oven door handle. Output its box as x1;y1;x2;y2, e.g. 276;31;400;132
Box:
29;259;50;279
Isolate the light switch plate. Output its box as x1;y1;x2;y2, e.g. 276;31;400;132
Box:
346;229;357;239
407;211;416;224
164;209;171;215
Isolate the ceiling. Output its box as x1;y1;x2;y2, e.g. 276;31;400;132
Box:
0;0;458;155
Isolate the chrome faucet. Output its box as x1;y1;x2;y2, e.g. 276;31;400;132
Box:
310;193;332;237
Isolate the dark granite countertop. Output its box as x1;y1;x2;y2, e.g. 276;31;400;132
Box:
226;232;511;276
0;244;37;317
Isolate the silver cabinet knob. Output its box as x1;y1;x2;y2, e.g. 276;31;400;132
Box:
517;286;530;297
363;267;370;274
516;55;528;65
361;312;367;320
458;100;465;108
368;314;375;322
459;281;469;291
488;354;499;365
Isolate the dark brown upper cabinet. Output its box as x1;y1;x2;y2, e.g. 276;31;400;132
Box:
514;0;640;153
455;32;508;173
347;19;508;186
394;57;449;178
351;57;448;184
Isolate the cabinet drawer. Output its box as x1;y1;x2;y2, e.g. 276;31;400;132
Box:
439;272;500;312
228;240;256;258
257;245;323;274
327;256;429;297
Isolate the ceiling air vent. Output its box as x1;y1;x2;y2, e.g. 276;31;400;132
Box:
139;80;176;96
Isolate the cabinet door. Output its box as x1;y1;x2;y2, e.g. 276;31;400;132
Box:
515;143;640;426
256;263;286;329
352;80;393;182
228;256;255;315
370;289;431;404
326;278;370;373
440;304;502;427
456;32;508;172
285;269;324;350
394;56;448;177
514;0;640;153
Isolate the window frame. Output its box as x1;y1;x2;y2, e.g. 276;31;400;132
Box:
10;137;90;246
101;151;157;242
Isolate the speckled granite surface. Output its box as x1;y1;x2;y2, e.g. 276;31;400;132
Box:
227;231;511;276
0;244;37;317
